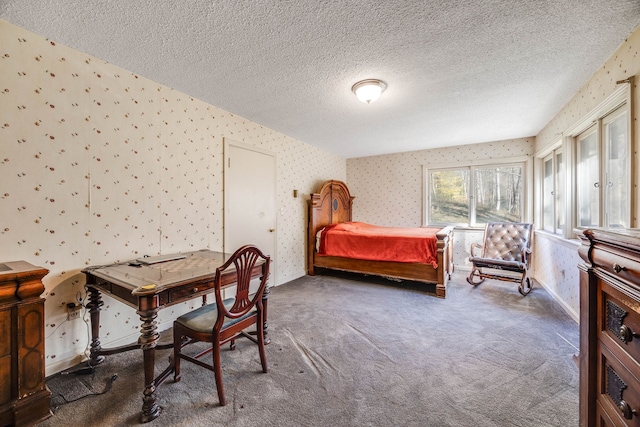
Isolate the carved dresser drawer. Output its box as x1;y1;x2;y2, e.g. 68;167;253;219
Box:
591;246;640;290
599;281;640;371
597;342;640;426
578;229;640;427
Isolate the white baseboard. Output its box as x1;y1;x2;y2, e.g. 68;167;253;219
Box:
535;278;579;323
454;265;579;324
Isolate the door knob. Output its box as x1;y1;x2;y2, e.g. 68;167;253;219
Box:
269;228;275;232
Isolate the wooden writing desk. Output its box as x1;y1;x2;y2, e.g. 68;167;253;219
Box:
82;249;269;423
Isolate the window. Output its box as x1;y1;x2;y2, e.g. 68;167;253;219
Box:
576;104;629;229
427;162;525;226
536;81;632;238
542;148;564;234
603;107;630;228
576;127;599;227
428;169;469;224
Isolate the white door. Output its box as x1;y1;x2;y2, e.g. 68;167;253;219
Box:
224;139;277;285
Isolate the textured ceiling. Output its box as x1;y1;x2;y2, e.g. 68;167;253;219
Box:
2;1;640;158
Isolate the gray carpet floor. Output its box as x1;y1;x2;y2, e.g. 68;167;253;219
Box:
41;271;579;426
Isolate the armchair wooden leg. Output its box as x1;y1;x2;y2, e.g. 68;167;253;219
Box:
466;268;485;286
518;275;532;296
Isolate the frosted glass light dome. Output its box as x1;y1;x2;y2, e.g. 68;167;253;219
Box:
351;79;387;104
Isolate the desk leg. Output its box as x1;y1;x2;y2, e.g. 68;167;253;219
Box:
86;286;105;366
262;285;270;345
138;298;161;423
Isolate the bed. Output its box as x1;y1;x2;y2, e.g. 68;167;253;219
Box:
307;180;454;298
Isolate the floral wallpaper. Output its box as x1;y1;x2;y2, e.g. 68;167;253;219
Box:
0;20;345;375
533;234;580;321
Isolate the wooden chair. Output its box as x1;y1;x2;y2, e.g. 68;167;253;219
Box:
172;245;271;406
466;222;533;295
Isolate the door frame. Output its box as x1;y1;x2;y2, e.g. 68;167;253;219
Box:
223;138;277;285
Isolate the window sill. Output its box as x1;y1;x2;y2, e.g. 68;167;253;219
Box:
534;230;581;249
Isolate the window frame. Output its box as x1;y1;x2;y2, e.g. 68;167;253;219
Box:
575;125;600;229
423;155;532;228
542;147;565;234
601;104;631;229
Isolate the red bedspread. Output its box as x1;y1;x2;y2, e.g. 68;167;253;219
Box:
317;222;440;268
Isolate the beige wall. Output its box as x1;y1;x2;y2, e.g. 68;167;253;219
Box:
0;20;346;374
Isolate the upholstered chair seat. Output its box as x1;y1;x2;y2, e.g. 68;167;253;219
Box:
175;298;256;333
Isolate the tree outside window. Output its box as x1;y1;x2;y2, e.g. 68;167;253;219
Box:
428;163;524;226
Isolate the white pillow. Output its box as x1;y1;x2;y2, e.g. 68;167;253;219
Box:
315;227;325;251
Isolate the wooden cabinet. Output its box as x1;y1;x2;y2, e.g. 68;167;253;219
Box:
578;229;640;426
0;261;50;427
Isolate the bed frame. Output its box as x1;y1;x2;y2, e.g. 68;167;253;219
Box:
307;180;454;298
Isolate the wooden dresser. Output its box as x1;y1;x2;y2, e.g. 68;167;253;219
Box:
578;229;640;426
0;261;51;427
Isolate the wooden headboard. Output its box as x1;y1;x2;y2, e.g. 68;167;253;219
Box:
307;180;355;270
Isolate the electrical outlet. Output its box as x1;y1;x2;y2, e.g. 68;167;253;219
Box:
66;303;81;321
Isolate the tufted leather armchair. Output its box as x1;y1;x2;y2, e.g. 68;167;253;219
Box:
467;222;534;295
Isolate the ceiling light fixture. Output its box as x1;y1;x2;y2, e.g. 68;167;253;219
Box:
351;79;387;104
